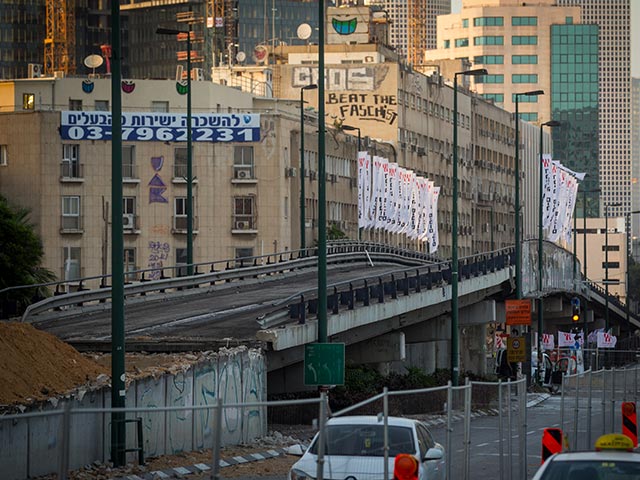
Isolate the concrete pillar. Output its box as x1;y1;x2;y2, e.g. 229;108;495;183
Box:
459;324;488;376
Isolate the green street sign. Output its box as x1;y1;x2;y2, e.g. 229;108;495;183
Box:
304;343;345;386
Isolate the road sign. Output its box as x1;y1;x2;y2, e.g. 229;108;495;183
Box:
507;336;526;363
304;343;345;386
505;299;531;325
571;297;580;308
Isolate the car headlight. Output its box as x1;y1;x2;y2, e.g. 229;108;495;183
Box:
290;468;314;480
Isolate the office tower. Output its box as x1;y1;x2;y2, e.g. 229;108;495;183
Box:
0;0;45;79
632;77;640;249
367;0;450;63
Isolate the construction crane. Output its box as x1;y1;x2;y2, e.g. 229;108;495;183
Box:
407;0;426;67
44;0;76;75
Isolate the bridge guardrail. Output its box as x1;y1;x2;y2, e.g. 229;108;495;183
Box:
19;245;434;322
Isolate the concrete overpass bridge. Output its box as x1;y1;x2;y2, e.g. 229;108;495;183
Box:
15;240;639;393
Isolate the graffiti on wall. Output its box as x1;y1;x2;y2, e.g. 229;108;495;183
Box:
292;66;389;91
148;241;170;280
149;156;168;204
327;92;397;124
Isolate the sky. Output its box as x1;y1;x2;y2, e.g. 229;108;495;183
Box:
451;0;640;77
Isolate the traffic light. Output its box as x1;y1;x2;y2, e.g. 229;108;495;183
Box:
393;453;418;480
572;304;580;322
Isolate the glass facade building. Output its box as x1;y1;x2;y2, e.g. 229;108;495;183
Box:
550;23;599;217
0;0;45;80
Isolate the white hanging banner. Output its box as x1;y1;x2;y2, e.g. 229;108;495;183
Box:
363;152;373;229
597;331;617;348
541;333;555;350
376;157;389;230
557;162;587;182
429;186;441;253
543;160;559;230
368;156;383;230
561;176;579;246
421;180;435;244
357;151;368;229
558;330;576;347
385;163;398;232
548;168;569;242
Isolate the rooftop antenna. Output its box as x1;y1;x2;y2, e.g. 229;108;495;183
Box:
83;54;104;77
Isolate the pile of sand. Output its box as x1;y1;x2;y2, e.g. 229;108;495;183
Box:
0;322;109;406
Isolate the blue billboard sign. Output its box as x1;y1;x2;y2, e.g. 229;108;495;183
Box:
60;111;260;142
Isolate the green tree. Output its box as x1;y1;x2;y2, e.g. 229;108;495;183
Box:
0;196;55;315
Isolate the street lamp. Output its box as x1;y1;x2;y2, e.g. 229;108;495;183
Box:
451;67;487;386
514;90;544;299
604;202;622;331
625;211;640;327
342;124;362;152
299;84;318;254
537;119;560;384
157;25;194;276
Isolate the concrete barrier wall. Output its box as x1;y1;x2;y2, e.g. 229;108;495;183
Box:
0;347;267;480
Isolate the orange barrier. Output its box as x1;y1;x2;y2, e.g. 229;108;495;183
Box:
622;402;638;447
541;427;564;464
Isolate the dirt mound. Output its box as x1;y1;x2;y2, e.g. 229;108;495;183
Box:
0;322;108;406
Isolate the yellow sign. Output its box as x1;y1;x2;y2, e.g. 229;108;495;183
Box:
595;434;634;451
507;336;526;363
506;299;532;325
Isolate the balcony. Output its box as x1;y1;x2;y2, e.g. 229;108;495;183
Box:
60;161;84;182
60;215;83;233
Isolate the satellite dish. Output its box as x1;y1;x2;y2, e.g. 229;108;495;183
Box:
297;23;312;40
84;54;104;70
236;51;246;63
254;45;269;64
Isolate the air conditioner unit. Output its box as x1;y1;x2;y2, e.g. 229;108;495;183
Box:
28;63;42;78
309;170;317;180
236;168;252;179
349;177;358;188
53;70;66;79
364;55;374;63
234;219;250;230
328;173;337;183
416;147;426;156
123;214;135;229
285;167;297;178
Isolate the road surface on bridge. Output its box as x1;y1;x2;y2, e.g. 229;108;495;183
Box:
32;262;411;345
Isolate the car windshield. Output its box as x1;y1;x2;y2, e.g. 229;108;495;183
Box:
309;424;416;457
541;459;640;480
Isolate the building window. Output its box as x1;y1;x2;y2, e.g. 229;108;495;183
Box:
481;93;504;103
512;16;537;26
235;247;254;267
473;17;503;27
174;147;188;178
512;55;538;64
62;246;81;281
23;93;35;110
122;145;136;178
602;262;620;269
475;74;504;84
462;19;468;28
151;101;169;112
69;99;82;111
61;144;80;178
234;146;255;179
175;248;188;276
62;196;81;230
512;74;538;83
444;39;450;49
123;197;136;230
566;17;573;25
518;112;538;122
0;145;7;166
233;196;255;230
602;245;620;252
474;55;504;64
512;93;539;103
474;36;504;46
174;197;188;230
512;35;538;45
124;248;137;280
95;100;109;111
455;38;469;48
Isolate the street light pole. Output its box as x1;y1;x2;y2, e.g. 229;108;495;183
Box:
514;90;544;299
299;84;318;254
451;68;487;386
604;202;622;331
625;211;640;326
317;0;327;344
537;119;559;384
343;124;361;152
157;25;194;275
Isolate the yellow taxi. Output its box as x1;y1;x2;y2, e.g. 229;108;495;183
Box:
532;434;640;480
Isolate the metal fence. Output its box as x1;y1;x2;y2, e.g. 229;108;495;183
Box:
560;364;640;452
0;379;529;480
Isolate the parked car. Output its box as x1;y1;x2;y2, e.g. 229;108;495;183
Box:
288;415;445;480
532;434;640;480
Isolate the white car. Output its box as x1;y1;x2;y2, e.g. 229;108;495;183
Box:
532;434;640;480
288;415;445;480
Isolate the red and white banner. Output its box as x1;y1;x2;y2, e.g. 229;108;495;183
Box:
558;331;576;347
597;331;617;348
542;333;555;350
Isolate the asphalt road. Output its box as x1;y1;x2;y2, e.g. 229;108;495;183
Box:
32;262;410;343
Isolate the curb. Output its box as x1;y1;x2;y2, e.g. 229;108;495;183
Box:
110;448;288;480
